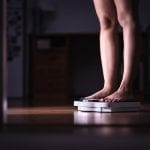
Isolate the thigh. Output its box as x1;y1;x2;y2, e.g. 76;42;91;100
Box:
114;0;138;20
93;0;117;21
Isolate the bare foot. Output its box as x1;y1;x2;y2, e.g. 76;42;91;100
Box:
104;89;137;102
85;87;116;100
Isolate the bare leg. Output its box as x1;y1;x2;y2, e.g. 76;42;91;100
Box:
86;0;119;99
105;0;142;102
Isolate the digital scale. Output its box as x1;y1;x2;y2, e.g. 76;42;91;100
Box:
74;98;141;112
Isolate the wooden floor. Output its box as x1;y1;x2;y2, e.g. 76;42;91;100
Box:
1;103;150;150
7;103;150;126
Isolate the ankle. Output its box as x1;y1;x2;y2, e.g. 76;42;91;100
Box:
103;84;117;92
118;85;132;93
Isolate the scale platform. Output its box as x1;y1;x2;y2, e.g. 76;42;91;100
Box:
74;99;141;112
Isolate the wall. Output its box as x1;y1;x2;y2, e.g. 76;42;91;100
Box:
7;0;24;98
139;0;150;27
41;0;99;33
26;0;99;33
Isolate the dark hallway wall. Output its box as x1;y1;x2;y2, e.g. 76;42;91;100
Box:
26;0;99;33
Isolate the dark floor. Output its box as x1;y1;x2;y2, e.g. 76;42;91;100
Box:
1;103;150;150
6;103;150;126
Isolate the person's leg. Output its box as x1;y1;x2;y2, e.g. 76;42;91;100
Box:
105;0;142;102
86;0;119;99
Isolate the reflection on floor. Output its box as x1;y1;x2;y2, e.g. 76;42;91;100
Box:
7;104;150;126
0;104;150;150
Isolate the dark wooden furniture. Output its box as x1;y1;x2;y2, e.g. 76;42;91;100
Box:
30;34;70;106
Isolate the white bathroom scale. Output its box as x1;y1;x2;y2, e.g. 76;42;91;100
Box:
74;98;141;112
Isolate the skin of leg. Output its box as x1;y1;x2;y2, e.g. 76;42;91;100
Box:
105;0;142;102
86;0;119;99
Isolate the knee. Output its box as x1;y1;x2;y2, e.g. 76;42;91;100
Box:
118;12;136;29
100;17;117;30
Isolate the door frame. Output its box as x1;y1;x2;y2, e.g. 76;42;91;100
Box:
0;0;8;125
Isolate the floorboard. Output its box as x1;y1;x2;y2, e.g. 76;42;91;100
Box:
7;103;150;126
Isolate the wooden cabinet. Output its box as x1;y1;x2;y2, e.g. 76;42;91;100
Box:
30;34;70;106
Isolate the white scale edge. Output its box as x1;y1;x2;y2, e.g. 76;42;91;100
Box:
74;101;141;108
77;106;141;112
